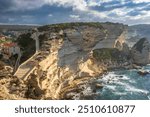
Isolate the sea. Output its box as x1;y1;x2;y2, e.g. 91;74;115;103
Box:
96;65;150;100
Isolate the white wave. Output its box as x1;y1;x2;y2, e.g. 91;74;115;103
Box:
125;85;149;94
105;85;116;91
119;76;130;80
111;76;127;81
101;72;130;81
129;80;136;84
114;81;128;86
102;72;116;80
114;92;127;96
148;95;150;100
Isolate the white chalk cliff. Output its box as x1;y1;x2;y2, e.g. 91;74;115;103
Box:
27;23;128;99
0;23;135;99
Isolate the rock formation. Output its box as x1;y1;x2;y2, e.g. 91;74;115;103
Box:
131;38;150;65
0;22;142;100
0;61;25;99
26;22;128;99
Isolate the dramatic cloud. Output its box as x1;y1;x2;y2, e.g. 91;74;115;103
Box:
132;0;150;3
0;0;150;25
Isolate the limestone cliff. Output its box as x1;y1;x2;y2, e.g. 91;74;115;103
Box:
0;22;130;100
26;22;128;99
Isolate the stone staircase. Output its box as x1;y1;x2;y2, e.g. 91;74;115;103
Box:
14;63;34;79
14;53;38;80
14;35;54;80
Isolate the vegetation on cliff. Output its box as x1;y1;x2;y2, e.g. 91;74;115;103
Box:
38;22;105;32
1;22;132;100
93;48;125;62
17;33;35;62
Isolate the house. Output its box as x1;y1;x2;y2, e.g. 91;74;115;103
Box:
0;42;20;57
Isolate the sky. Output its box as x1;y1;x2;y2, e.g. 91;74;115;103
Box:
0;0;150;25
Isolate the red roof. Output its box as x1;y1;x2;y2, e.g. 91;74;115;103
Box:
2;43;17;47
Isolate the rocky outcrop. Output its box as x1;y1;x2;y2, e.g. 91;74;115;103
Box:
93;23;127;50
1;22;131;100
131;38;150;65
0;61;26;99
92;48;131;70
26;22;128;99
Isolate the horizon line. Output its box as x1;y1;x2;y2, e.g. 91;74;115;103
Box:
0;22;150;26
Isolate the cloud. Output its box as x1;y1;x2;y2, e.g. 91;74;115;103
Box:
0;0;14;13
70;14;80;18
48;14;53;17
87;0;101;7
132;0;150;3
0;0;150;25
109;8;129;16
69;14;80;21
7;0;88;12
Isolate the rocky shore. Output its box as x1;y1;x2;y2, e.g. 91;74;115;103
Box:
0;22;150;100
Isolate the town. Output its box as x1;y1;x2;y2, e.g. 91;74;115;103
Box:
0;34;20;59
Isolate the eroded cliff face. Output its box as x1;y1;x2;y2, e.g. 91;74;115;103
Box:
27;23;128;99
131;38;150;65
0;61;26;99
0;23;129;100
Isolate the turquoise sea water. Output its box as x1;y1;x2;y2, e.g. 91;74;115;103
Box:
96;65;150;100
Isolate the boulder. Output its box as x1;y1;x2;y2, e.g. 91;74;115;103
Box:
137;70;150;76
95;83;103;89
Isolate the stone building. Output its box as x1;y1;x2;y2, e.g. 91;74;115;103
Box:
0;42;20;58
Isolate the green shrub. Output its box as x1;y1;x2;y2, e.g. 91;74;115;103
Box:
17;33;35;62
93;48;123;61
38;22;104;32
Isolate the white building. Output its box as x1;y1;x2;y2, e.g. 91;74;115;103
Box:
1;42;20;57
